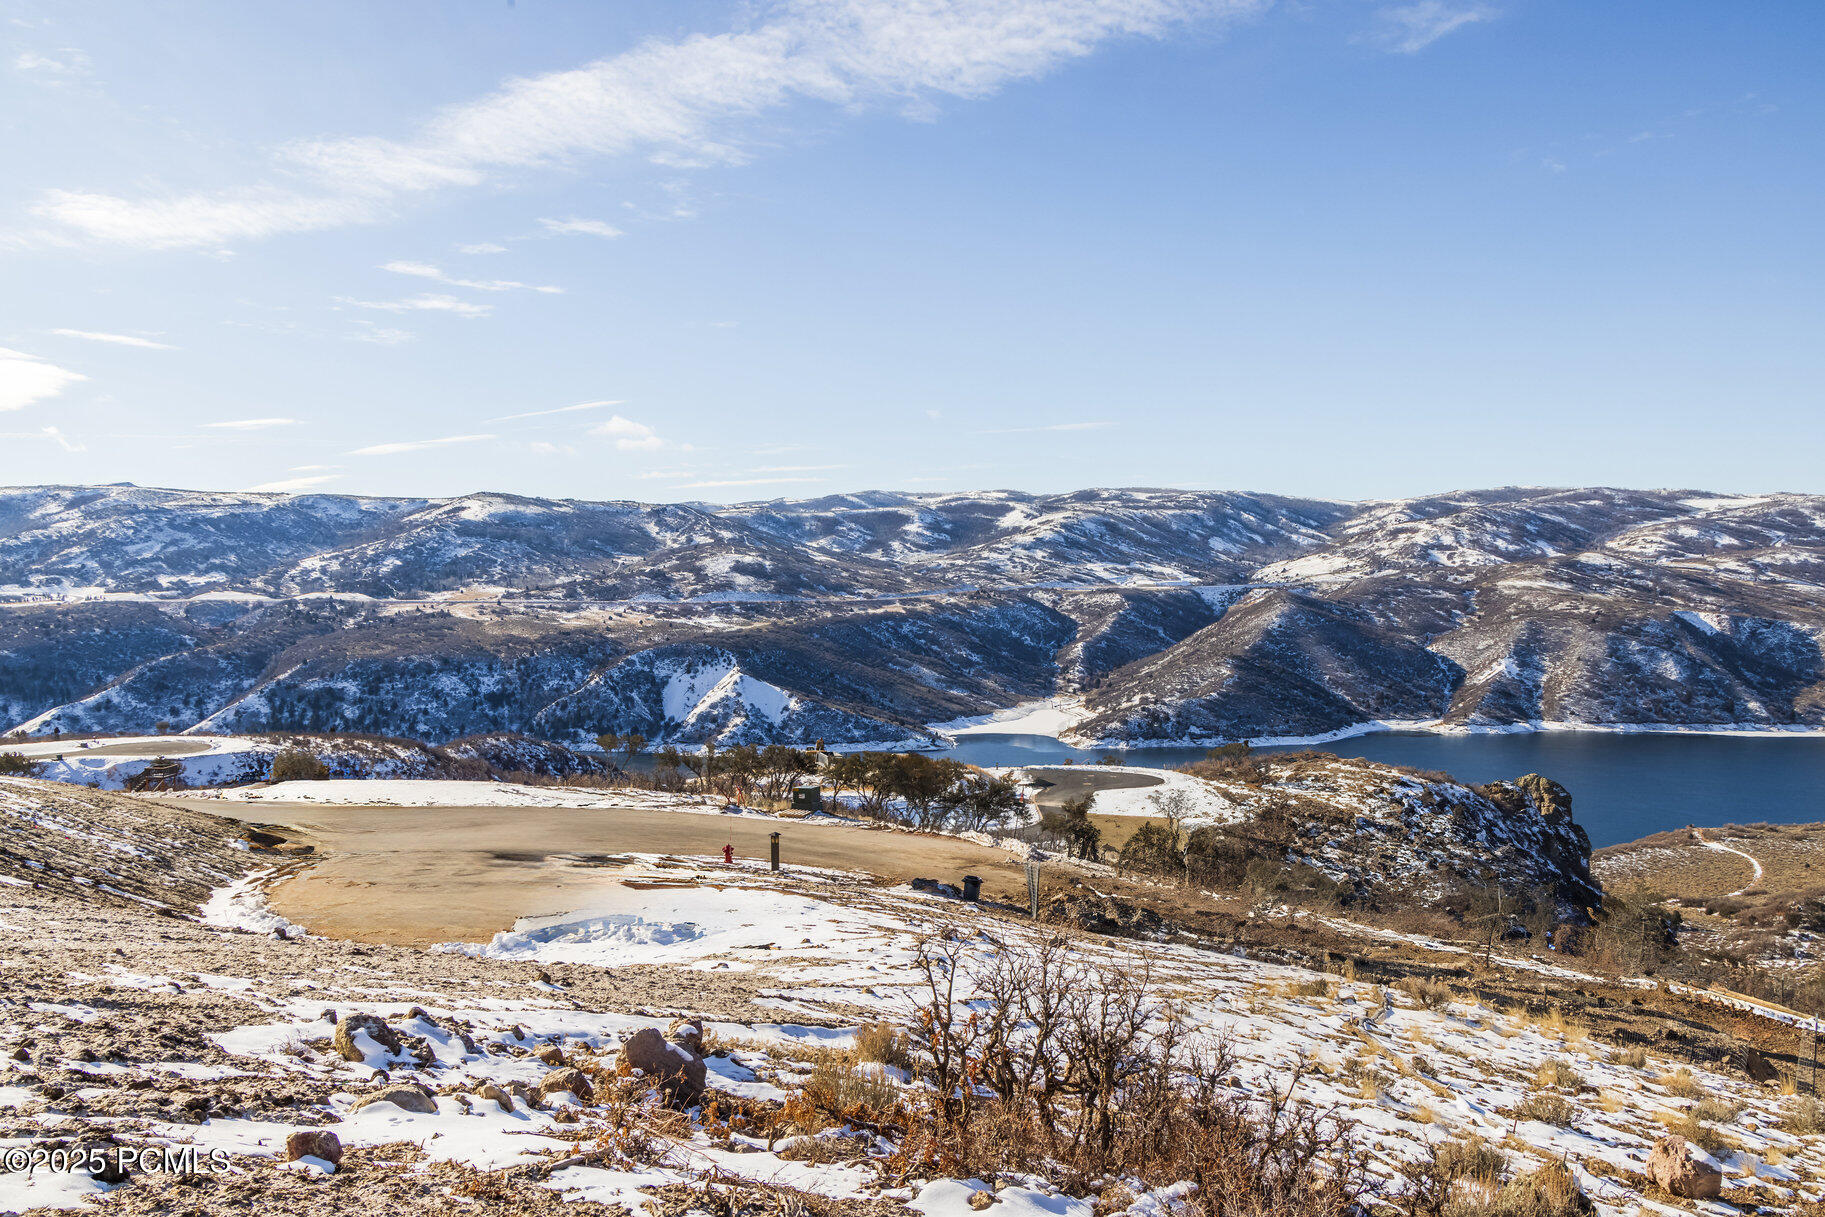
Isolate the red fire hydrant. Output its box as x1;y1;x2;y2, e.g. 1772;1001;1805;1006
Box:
722;843;734;865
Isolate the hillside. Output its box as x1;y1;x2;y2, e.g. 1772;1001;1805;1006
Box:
3;774;1823;1213
2;484;1822;746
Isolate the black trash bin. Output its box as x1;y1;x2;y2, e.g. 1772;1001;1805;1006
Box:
961;875;981;903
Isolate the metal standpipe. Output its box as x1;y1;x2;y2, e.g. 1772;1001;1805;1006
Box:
769;831;780;873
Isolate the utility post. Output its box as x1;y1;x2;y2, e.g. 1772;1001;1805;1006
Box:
769;831;780;873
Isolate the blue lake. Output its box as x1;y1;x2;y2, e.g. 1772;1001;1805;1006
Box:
932;731;1825;848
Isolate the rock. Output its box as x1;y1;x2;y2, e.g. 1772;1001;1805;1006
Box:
552;1107;580;1124
535;1067;595;1105
284;1130;343;1167
1741;1046;1781;1085
619;1027;706;1104
969;1189;996;1210
333;1013;401;1063
474;1081;515;1113
1514;774;1573;820
353;1085;438;1115
1646;1135;1723;1200
666;1017;705;1056
534;1044;565;1066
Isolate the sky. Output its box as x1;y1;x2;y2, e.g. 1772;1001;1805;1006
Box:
1;0;1820;504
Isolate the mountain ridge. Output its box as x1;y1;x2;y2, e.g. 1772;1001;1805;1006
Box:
3;483;1821;747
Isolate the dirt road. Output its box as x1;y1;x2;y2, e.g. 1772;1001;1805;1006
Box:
161;799;1031;947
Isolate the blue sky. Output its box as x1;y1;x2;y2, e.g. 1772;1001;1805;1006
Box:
2;0;1819;503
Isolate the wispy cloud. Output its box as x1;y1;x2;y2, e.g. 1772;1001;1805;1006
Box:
0;347;86;411
347;320;414;345
539;217;623;240
203;417;299;430
337;293;493;318
488;399;623;423
380;260;563;294
349;433;496;456
458;242;508;255
248;473;342;492
21;0;1256;250
590;414;666;451
752;463;847;473
12;49;90;78
1365;1;1497;54
976;420;1116;435
41;425;84;453
50;328;176;350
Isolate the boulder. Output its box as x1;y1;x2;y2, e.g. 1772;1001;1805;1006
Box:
474;1081;514;1112
1741;1046;1781;1085
534;1044;565;1066
284;1130;343;1167
619;1027;706;1104
969;1189;997;1210
333;1013;401;1063
1646;1135;1723;1200
666;1018;705;1056
535;1067;594;1105
353;1085;438;1115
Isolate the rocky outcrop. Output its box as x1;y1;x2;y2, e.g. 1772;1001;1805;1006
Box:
1646;1135;1723;1199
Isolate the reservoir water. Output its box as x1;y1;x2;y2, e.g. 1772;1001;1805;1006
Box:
932;731;1825;848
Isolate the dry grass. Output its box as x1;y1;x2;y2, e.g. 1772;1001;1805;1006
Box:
1613;1045;1648;1069
1533;1059;1582;1090
1660;1067;1703;1098
1394;975;1453;1010
851;1020;913;1071
1512;1091;1578;1127
1783;1096;1825;1135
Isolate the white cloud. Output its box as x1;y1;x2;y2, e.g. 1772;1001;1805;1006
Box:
347;321;415;344
204;417;299;430
13;49;89;76
337;293;493;318
41;425;84;453
248;473;342;492
0;347;86;411
489;399;623;422
977;420;1116;435
589;413;666;451
527;440;577;456
26;0;1255;249
539;217;624;240
458;242;508;254
753;463;846;473
1366;2;1497;54
380;260;563;293
349;433;496;456
50;328;176;350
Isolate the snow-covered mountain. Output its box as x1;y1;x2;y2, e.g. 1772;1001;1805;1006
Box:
3;483;1822;746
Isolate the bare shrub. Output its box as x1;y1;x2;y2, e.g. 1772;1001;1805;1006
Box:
1513;1092;1577;1127
1395;976;1454;1010
1660;1067;1703;1098
268;748;330;783
1783;1097;1825;1135
894;932;1366;1214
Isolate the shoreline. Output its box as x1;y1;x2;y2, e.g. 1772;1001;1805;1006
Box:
921;699;1825;750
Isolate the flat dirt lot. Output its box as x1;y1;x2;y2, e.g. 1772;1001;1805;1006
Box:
160;799;1033;947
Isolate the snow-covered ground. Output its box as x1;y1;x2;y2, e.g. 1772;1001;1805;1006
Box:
56;858;1817;1214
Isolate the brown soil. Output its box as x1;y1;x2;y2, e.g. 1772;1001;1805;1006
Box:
156;799;1033;947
